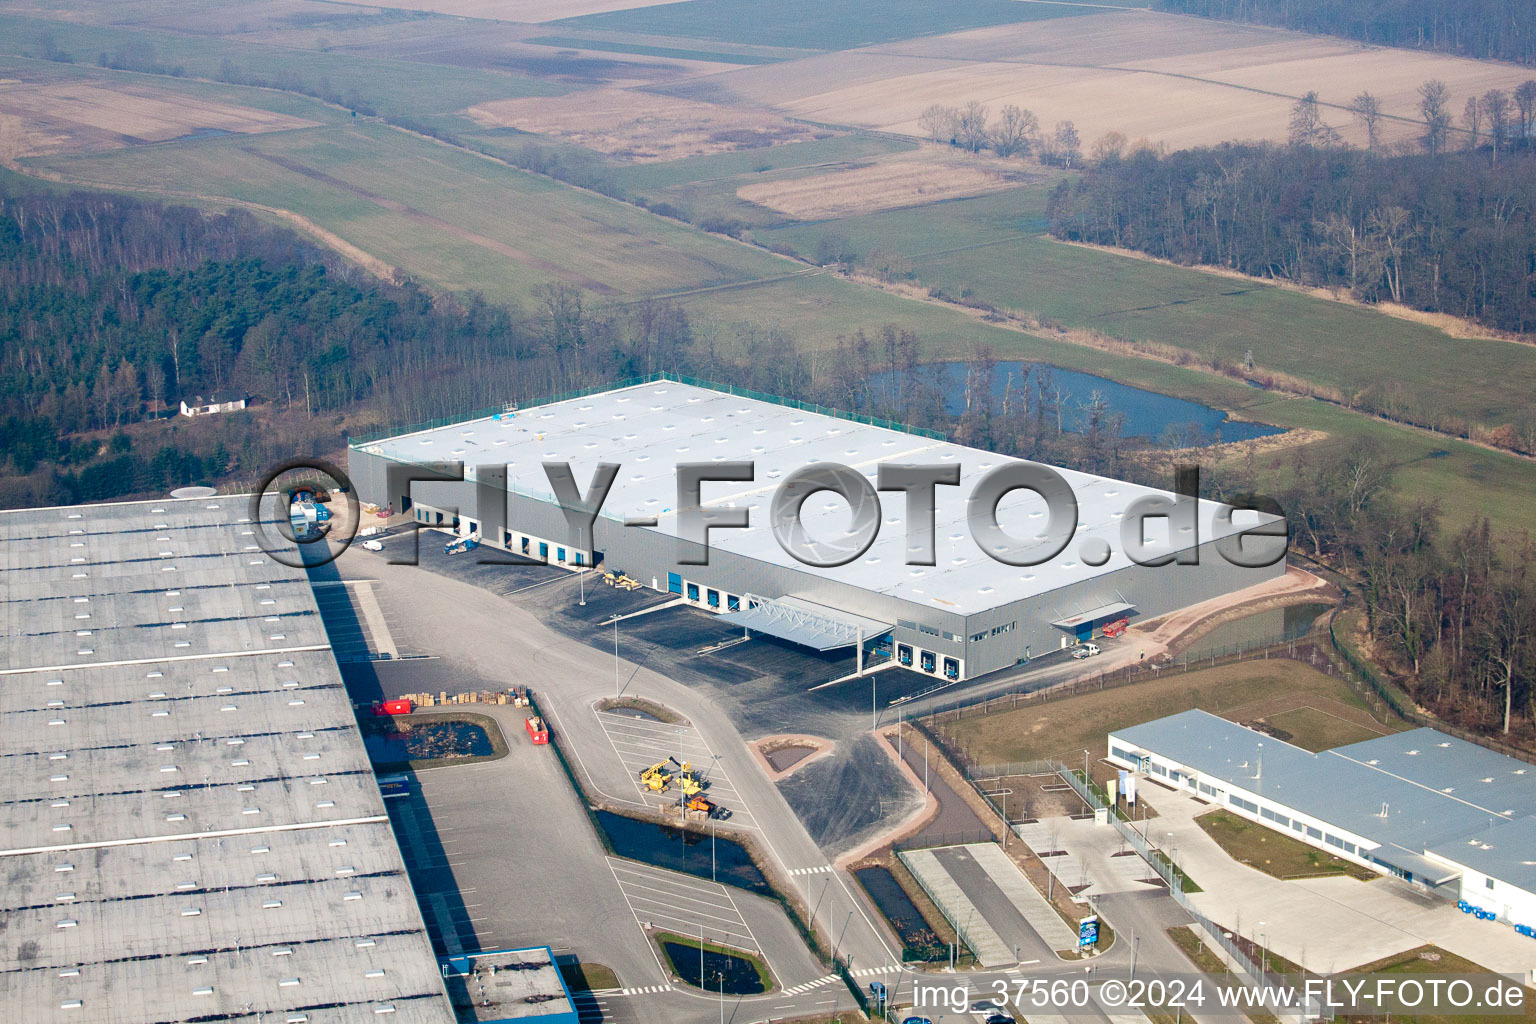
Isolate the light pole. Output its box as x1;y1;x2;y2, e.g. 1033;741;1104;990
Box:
578;567;585;606
613;615;620;697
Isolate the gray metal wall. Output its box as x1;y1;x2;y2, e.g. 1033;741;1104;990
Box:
350;447;1284;680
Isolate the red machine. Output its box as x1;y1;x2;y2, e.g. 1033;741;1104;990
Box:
1101;618;1130;639
524;715;549;745
373;699;412;716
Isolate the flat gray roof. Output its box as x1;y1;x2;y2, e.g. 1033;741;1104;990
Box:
0;499;453;1024
1111;711;1536;884
355;381;1271;616
1429;814;1536;894
439;947;577;1021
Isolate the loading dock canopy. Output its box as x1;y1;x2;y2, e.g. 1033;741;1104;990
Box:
1369;845;1462;887
1052;601;1136;630
718;594;892;651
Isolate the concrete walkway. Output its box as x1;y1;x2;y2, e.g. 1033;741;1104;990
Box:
968;841;1079;951
1016;817;1165;902
1147;785;1536;976
900;846;1016;966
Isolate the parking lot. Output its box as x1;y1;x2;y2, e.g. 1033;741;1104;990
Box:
594;708;760;830
608;859;762;955
310;580;401;661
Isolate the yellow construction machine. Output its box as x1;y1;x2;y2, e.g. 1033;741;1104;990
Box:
669;758;707;797
638;760;672;792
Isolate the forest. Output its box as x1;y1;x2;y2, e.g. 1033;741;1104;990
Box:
1046;143;1536;446
1154;0;1536;65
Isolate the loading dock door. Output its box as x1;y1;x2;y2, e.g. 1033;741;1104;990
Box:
667;573;682;595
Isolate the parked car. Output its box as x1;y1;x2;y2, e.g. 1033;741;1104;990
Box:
361;539;384;551
901;1017;934;1024
985;1014;1017;1024
1072;642;1101;659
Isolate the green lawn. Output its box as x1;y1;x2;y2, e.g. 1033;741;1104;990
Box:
1196;809;1377;881
33;120;789;304
941;659;1383;770
555;0;1103;51
557;960;620;993
756;187;1536;429
1342;946;1536;1024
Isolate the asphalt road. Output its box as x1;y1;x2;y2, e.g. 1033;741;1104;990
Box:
312;539;1211;1023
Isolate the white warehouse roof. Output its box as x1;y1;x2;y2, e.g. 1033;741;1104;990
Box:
355;380;1275;616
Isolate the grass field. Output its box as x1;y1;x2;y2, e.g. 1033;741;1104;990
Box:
32;119;788;303
555;0;1105;52
940;659;1397;772
1196;809;1377;881
1342;946;1536;1024
756;186;1536;430
556;960;620;992
0;12;564;119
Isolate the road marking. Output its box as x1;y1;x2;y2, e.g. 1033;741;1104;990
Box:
781;974;839;994
606;859;765;955
592;710;758;829
617;985;673;995
788;865;833;876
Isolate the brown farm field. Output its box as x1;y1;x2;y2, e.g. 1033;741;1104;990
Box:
467;87;834;162
347;0;682;23
736;146;1034;219
0;78;318;157
708;9;1536;150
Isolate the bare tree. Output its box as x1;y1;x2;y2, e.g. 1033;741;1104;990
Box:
1288;91;1340;147
1515;80;1536;145
1053;120;1081;167
1366;205;1416;304
957;100;990;153
1418;79;1453;155
1462;95;1484;151
1481;89;1512;162
1349;91;1383;150
989;104;1037;158
919;103;959;144
1090;130;1128;164
1479;558;1531;734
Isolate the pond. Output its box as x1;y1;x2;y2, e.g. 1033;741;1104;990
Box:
594;810;770;895
363;719;493;763
853;866;945;961
1180;601;1333;660
661;940;767;995
865;362;1280;445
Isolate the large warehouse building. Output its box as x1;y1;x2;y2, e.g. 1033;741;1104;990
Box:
0;499;454;1023
1107;710;1536;928
348;378;1284;680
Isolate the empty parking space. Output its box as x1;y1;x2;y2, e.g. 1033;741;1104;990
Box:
594;709;759;829
312;580;405;661
608;859;762;955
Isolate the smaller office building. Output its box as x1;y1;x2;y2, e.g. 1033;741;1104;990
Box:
438;947;579;1024
1107;710;1536;930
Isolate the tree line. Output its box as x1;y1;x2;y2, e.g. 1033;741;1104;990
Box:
918;101;1127;168
0;185;697;506
1045;144;1536;447
1153;0;1536;66
1278;440;1533;740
